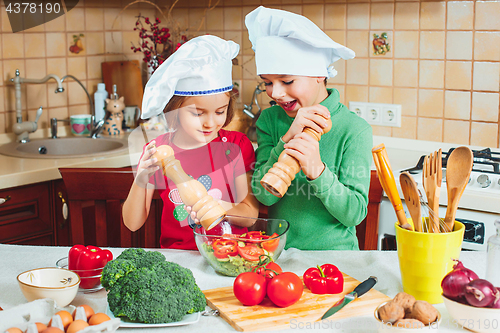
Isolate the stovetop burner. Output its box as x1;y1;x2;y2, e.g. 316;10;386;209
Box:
401;148;500;175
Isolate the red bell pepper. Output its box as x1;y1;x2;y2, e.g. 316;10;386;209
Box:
303;264;344;294
68;245;113;289
212;239;238;259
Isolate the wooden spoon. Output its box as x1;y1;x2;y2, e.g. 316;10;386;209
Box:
400;172;422;232
443;146;473;231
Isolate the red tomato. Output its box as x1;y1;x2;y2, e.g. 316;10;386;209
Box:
261;233;280;252
256;261;283;282
267;272;304;307
233;272;267;306
237;244;265;261
212;239;238;259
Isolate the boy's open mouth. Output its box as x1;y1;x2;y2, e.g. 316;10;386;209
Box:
280;100;297;112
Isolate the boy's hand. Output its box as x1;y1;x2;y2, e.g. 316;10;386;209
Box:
135;140;160;187
284;133;325;180
282;104;330;143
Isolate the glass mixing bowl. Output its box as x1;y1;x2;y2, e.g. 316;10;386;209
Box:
194;216;289;276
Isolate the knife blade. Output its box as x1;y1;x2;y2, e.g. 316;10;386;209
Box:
320;276;378;320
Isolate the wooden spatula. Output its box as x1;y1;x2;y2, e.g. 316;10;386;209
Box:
400;172;422;232
443;147;473;231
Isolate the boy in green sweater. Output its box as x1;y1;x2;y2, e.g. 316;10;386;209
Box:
246;7;373;250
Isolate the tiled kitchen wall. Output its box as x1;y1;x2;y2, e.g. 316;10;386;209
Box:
0;0;499;148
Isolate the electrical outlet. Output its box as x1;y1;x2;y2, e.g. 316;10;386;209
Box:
382;105;402;127
349;102;367;120
367;105;381;125
349;102;401;127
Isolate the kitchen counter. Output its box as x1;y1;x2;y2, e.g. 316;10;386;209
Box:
0;244;488;332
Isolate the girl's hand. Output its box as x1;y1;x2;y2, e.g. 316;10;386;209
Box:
282;104;330;143
135;140;160;187
284;133;325;180
184;205;200;224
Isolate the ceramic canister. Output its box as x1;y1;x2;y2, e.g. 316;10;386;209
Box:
70;114;91;136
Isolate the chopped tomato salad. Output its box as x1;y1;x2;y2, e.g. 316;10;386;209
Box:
202;231;282;276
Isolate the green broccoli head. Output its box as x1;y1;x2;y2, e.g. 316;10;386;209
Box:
116;247;166;269
105;251;207;324
100;258;136;290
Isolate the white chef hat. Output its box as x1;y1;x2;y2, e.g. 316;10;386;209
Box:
141;35;240;119
245;6;355;78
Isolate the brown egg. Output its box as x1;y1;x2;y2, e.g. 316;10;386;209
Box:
88;313;111;325
41;328;64;333
72;304;95;321
48;310;73;330
31;323;48;333
6;328;23;333
66;320;89;333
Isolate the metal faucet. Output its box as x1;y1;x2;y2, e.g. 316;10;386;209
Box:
12;106;43;143
243;82;265;119
61;74;107;139
11;69;65;142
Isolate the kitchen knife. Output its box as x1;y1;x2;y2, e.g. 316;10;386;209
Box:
320;276;378;320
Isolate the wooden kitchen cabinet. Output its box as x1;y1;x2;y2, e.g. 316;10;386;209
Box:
1;167;161;248
0;182;54;245
59;167;162;248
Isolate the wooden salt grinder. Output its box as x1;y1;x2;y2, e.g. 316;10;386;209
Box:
260;116;333;197
153;145;226;230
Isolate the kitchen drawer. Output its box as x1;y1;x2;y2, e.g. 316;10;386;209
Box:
0;183;52;244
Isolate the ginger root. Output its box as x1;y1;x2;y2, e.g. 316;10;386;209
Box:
394;318;424;329
378;293;439;327
406;300;439;324
393;292;416;316
378;301;404;323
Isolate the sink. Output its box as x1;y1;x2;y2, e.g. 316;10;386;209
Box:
0;137;128;159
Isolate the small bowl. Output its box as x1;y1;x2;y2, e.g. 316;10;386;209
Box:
17;268;80;307
193;216;289;276
374;301;441;332
70;114;92;135
442;295;500;333
56;257;105;292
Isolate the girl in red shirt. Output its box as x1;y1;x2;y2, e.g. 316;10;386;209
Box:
123;36;259;250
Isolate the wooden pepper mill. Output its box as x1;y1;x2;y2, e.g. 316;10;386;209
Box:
260;117;332;197
152;145;226;230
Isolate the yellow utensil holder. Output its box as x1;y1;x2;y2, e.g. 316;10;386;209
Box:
395;219;465;304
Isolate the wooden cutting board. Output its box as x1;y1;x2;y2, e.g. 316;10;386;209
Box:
101;60;143;107
203;273;390;332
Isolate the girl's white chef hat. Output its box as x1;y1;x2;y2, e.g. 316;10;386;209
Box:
141;35;239;119
245;6;355;78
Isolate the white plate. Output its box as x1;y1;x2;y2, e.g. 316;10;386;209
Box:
106;305;201;328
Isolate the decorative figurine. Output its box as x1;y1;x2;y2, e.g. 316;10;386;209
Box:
260;116;333;197
102;96;125;135
152;144;226;230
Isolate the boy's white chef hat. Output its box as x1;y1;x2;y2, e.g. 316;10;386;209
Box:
245;6;355;78
141;35;239;119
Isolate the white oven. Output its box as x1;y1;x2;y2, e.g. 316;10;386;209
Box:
378;148;500;251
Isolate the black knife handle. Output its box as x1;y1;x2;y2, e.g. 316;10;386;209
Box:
353;276;377;298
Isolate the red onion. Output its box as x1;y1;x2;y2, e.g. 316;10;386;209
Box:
441;259;479;300
465;279;498;307
490;287;500;309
